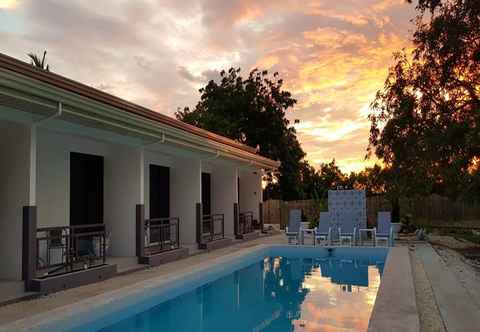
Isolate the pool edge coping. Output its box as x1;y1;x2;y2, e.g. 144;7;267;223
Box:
368;246;420;332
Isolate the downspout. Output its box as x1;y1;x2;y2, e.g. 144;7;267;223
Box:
202;150;221;161
34;101;63;125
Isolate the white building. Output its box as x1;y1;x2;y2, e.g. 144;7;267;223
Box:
0;53;279;294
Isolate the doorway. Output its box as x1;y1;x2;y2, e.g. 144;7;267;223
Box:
149;165;170;244
149;164;170;219
201;172;211;216
70;152;104;226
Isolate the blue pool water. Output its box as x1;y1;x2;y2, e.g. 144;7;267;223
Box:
76;249;386;332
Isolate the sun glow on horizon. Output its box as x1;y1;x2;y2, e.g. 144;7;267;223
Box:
0;0;17;9
0;0;415;174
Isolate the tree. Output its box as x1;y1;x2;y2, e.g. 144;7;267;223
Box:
317;159;346;196
368;0;480;200
27;50;50;71
349;164;385;195
298;160;322;199
177;68;307;200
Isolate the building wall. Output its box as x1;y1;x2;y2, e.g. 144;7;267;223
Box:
171;157;201;245
211;165;237;238
0;120;30;280
104;145;140;257
37;128;140;257
239;169;262;220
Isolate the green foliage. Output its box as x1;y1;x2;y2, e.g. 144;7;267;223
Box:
400;214;417;233
308;188;327;229
455;231;480;245
369;0;480;200
347;164;385;195
27;50;50;71
176;68;306;200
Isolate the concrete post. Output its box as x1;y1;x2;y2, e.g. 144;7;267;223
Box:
234;203;239;236
259;202;266;233
136;204;145;258
196;203;202;245
22;206;37;291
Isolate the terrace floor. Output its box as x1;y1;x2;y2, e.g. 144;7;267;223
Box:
0;233;269;307
0;281;36;307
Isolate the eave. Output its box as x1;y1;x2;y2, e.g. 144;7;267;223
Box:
0;53;280;170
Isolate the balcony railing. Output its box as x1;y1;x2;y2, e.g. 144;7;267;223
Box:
144;217;180;255
36;224;107;277
201;214;224;243
239;211;254;235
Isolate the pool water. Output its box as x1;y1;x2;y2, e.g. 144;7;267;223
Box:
96;255;384;332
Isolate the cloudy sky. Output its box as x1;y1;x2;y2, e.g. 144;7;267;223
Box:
0;0;415;172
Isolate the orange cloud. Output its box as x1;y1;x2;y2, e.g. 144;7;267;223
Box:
0;0;416;173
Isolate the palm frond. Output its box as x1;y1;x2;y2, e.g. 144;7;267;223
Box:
27;50;50;71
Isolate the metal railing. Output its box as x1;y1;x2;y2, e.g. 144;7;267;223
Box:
144;217;180;255
36;224;106;277
201;214;224;243
239;211;254;235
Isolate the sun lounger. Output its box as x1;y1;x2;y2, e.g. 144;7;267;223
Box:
337;211;357;247
286;209;302;244
375;211;393;246
314;212;331;246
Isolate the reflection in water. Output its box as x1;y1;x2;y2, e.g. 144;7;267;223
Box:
98;255;384;332
296;259;382;331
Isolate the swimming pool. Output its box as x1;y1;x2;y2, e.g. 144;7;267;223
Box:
12;246;388;332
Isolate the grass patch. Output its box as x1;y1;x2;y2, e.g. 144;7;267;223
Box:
428;227;480;245
454;232;480;245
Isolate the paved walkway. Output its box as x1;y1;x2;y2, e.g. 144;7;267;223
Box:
417;245;480;332
0;281;36;307
0;234;287;326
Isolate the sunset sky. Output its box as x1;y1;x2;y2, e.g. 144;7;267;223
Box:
0;0;416;173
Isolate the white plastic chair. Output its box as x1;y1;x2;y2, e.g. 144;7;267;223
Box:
338;211;357;247
375;212;393;246
314;212;331;246
286;209;302;244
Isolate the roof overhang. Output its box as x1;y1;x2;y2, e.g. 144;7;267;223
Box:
0;53;280;170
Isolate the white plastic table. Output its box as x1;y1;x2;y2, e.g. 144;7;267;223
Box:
301;228;315;245
358;228;376;246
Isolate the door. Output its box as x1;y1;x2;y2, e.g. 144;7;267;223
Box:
149;165;170;243
201;172;211;216
149;165;170;219
70;152;104;226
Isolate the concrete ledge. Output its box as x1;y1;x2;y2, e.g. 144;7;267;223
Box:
368;247;419;332
138;248;189;267
31;264;117;294
198;238;232;250
368;247;420;332
235;231;259;241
